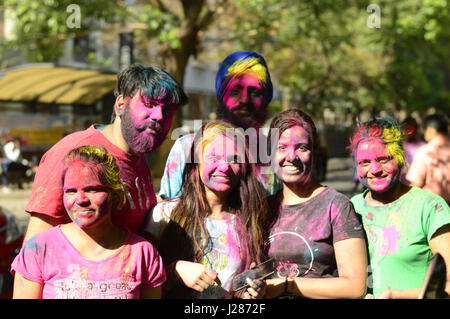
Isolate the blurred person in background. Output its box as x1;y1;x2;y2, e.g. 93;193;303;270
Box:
399;116;425;185
1;137;33;193
406;114;450;204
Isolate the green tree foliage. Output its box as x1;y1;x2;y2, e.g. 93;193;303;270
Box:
226;0;450;118
376;0;450;114
2;0;449;116
128;0;229;82
1;0;125;62
225;0;381;119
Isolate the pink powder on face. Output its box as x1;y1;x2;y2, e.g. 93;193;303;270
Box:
139;95;175;134
121;91;175;154
199;135;243;194
63;161;111;229
222;72;264;111
273;125;313;185
355;138;400;193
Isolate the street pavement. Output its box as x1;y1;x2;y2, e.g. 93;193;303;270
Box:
0;157;360;234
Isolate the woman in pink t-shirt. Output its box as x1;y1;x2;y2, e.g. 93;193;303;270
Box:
11;146;166;299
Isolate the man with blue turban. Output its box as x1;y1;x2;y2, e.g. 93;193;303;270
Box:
215;51;273;129
158;51;281;200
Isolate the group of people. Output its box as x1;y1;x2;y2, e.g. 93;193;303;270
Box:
9;51;450;299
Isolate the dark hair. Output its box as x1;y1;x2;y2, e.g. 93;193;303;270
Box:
112;64;188;121
401;116;418;128
268;108;318;161
424;114;448;135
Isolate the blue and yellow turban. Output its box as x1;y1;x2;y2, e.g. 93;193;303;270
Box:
215;51;273;106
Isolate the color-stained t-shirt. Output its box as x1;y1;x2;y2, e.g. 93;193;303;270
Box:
144;200;243;299
26;125;156;234
158;133;282;199
351;187;450;297
267;187;365;279
11;226;166;299
197;216;242;299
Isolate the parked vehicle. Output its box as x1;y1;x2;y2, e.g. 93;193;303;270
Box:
0;206;23;298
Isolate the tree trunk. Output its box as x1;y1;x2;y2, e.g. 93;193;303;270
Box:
150;0;206;181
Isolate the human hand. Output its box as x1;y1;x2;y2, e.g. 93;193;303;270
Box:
378;288;393;299
240;262;266;299
263;277;286;299
241;277;266;299
174;260;220;292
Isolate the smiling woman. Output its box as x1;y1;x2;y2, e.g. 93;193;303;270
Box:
62;161;112;229
143;120;270;299
349;117;450;299
263;108;367;299
11;146;166;299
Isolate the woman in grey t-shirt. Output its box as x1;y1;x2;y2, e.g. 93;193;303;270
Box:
264;109;367;299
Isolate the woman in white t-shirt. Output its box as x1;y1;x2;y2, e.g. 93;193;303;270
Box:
144;120;269;299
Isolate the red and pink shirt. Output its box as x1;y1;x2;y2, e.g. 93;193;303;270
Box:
26;125;157;234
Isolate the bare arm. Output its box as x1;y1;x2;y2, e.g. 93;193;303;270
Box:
379;224;450;299
430;224;450;296
23;213;60;242
265;238;367;299
405;148;426;187
164;260;219;293
13;272;43;299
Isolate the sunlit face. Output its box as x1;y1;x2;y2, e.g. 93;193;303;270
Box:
424;126;435;143
221;72;266;128
273;125;313;185
63;161;112;229
199;135;243;194
355;138;400;193
121;91;176;154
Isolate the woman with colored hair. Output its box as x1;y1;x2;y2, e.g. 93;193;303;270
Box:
349;117;450;298
11;145;166;299
144;120;269;299
263;108;367;299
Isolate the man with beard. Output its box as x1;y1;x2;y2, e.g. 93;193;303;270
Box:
23;64;188;241
158;51;281;200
